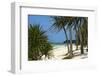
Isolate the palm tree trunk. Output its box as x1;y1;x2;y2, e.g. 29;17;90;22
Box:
69;28;73;57
69;28;73;51
75;29;78;50
63;27;70;53
80;40;84;54
87;45;88;52
79;27;84;54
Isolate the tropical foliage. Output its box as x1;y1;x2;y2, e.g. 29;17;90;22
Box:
51;16;88;58
28;24;53;60
28;16;88;60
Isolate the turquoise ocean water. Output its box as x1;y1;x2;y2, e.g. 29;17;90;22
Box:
51;43;66;49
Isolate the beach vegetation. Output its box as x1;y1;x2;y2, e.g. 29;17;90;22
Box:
28;24;53;60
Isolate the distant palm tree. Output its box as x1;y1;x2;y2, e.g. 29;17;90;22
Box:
28;24;53;60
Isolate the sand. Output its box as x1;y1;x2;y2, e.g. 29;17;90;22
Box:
42;44;88;60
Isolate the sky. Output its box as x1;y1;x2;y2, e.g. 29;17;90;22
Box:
28;15;76;43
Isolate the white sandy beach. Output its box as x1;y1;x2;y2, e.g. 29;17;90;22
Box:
42;44;88;60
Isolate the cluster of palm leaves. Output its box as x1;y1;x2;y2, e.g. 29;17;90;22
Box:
51;16;88;58
28;24;53;60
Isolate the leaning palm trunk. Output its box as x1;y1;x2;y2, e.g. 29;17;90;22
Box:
63;27;70;53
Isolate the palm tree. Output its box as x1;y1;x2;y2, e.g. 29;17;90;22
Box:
28;24;53;60
51;16;88;58
50;16;70;53
73;17;88;54
80;17;88;53
51;16;74;58
65;17;75;57
73;17;79;50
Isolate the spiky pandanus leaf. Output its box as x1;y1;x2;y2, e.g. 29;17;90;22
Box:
28;24;53;60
